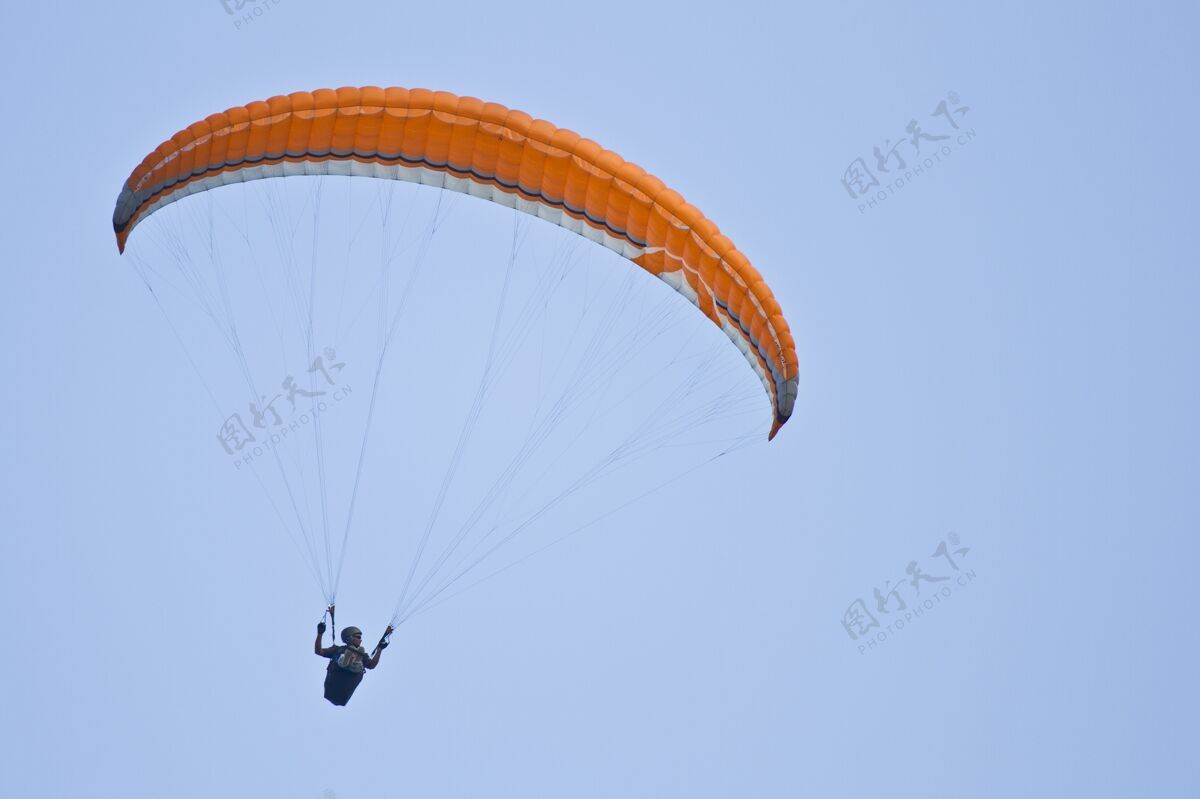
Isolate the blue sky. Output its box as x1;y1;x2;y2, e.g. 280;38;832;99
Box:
2;1;1198;797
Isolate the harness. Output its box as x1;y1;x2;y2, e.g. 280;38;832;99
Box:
327;645;367;673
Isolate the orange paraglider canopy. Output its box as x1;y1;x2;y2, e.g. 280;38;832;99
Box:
113;86;798;436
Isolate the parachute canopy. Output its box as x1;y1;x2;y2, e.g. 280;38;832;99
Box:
112;86;798;437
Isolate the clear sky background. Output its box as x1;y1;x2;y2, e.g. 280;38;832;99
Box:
2;1;1198;797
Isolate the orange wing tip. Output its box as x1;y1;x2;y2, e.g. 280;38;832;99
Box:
768;419;783;441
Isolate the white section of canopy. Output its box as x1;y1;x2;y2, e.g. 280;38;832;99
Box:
122;158;793;423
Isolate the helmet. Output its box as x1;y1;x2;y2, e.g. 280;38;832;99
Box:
340;626;363;644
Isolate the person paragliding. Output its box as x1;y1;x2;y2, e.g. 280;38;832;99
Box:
114;85;800;705
315;609;391;706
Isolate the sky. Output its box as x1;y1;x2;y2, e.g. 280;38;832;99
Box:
2;1;1199;797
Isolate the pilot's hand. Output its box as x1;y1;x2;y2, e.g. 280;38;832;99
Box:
317;621;327;634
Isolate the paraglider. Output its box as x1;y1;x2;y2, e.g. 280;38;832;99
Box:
112;86;798;705
315;614;390;706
